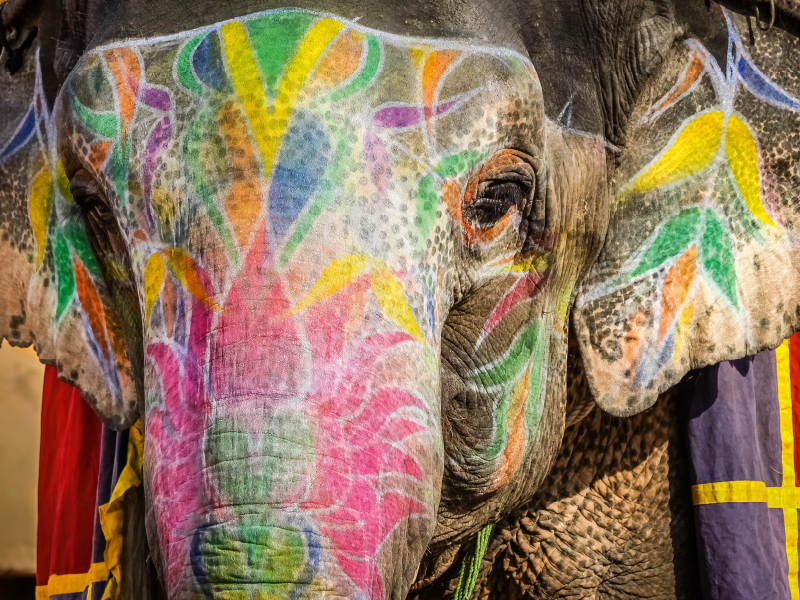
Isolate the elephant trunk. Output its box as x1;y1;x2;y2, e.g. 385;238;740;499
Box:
144;267;443;599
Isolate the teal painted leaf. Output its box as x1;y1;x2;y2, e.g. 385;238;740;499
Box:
631;207;702;277
699;209;738;308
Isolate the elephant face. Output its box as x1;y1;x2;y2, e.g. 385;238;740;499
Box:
47;10;605;598
5;1;800;599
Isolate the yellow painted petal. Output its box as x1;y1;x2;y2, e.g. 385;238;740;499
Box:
29;166;53;269
498;255;549;274
221;18;342;181
56;159;73;203
631;111;724;195
370;261;425;345
725;114;777;228
287;254;369;315
143;252;165;325
162;247;222;311
673;303;694;359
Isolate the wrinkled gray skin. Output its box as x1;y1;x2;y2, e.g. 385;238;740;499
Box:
1;0;797;598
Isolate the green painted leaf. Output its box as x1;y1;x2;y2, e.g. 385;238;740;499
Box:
71;95;119;139
435;150;485;179
175;33;205;95
472;322;542;388
416;174;438;250
631;207;702;277
61;221;102;279
245;12;315;98
184;110;239;263
109;142;129;207
324;35;381;103
53;232;75;321
699;209;738;308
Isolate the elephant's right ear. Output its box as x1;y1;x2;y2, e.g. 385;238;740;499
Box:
573;10;800;416
0;38;140;429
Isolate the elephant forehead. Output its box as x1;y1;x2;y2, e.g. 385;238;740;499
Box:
63;9;543;230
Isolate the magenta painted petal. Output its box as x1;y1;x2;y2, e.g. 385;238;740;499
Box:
373;105;424;128
139;87;172;111
481;272;544;341
380;446;424;480
142;116;172;227
432;96;460;116
375;492;429;541
363;131;390;193
210;222;303;403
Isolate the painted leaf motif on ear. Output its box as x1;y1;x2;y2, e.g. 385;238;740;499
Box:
574;15;800;416
74;258;110;361
658;247;696;341
28;165;53;269
724;114;777;228
631;208;702;277
643;45;707;120
698;210;737;308
627;111;723;197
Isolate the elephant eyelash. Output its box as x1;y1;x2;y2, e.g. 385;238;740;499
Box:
465;179;531;229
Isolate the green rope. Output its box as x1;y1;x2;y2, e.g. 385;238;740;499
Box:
453;523;493;600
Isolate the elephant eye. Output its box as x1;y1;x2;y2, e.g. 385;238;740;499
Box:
70;169;129;273
465;179;530;229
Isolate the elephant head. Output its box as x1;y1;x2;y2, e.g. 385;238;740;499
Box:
3;1;800;599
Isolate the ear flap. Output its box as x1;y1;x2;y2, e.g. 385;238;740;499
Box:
573;9;800;416
0;41;140;429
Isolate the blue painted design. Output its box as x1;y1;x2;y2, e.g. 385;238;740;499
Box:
0;104;36;164
737;56;800;111
190;522;214;599
269;110;331;245
192;33;229;92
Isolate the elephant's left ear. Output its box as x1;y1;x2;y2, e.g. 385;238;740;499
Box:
0;30;140;429
573;11;800;416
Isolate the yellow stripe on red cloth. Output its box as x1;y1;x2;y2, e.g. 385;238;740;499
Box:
35;562;109;600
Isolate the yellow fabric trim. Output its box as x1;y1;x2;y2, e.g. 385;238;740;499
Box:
776;339;800;600
35;562;109;600
787;507;800;600
98;419;144;600
691;480;800;508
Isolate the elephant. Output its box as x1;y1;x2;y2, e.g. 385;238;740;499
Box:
3;0;800;598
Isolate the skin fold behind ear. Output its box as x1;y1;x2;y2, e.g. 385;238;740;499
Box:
0;25;140;430
574;7;800;416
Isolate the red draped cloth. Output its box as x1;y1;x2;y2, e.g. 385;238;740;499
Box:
35;365;105;599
